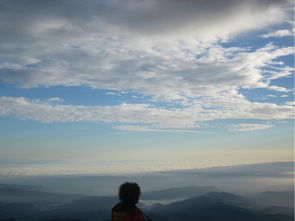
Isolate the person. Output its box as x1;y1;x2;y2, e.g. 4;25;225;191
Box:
112;182;151;221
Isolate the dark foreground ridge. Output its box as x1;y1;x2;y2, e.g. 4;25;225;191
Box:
0;184;293;221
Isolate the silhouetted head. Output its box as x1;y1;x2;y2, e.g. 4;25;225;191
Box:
119;182;141;205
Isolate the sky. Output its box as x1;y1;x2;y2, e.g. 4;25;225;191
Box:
0;0;294;176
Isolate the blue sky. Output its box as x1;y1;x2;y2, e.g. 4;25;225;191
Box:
0;0;294;175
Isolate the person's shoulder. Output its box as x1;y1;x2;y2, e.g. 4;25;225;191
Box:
135;207;143;214
112;202;138;211
112;202;125;212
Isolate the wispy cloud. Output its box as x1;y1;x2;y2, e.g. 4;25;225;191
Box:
0;41;293;102
47;97;64;102
0;1;292;101
229;123;274;131
0;0;293;132
113;125;199;133
260;29;294;38
0;97;292;130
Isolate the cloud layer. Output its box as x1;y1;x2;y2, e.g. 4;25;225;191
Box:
0;0;293;131
229;123;274;132
0;96;292;130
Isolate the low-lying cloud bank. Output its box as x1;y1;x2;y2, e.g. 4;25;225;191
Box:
0;161;293;195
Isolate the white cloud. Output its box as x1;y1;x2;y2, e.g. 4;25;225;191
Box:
229;123;274;131
47;97;64;102
0;40;292;102
285;101;294;106
260;29;294;38
0;96;293;129
0;0;293;131
105;91;121;96
0;1;292;103
113;125;199;133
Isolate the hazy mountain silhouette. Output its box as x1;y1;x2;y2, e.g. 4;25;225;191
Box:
0;184;293;221
251;191;294;208
149;192;293;221
151;192;255;212
259;206;294;217
150;202;293;221
0;184;82;204
142;185;216;200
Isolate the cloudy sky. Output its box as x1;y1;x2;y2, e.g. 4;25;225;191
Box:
0;0;294;175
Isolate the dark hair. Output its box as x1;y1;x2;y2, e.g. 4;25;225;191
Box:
119;182;141;204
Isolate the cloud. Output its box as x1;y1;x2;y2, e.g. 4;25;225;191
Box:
285;101;294;106
267;94;277;98
0;40;293;102
98;0;289;39
47;97;64;102
105;91;121;96
0;0;289;41
260;29;294;38
0;0;293;131
229;123;274;131
166;161;294;178
0;1;292;102
0;96;292;129
113;125;199;133
0;159;292;179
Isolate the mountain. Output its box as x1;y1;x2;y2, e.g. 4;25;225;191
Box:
251;191;294;208
0;184;83;204
151;192;255;212
0;184;87;221
149;192;294;221
0;184;293;221
26;195;115;220
142;186;216;200
150;202;293;221
260;206;294;217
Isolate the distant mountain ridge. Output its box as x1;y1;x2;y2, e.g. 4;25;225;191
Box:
0;184;83;204
152;192;255;212
0;184;293;221
142;185;216;200
251;191;294;208
149;192;293;221
149;202;293;221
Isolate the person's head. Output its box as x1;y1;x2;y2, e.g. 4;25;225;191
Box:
119;182;141;205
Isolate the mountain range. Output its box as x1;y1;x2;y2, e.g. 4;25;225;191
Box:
0;184;293;221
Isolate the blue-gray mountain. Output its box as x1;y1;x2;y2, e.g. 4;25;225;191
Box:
0;184;293;221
